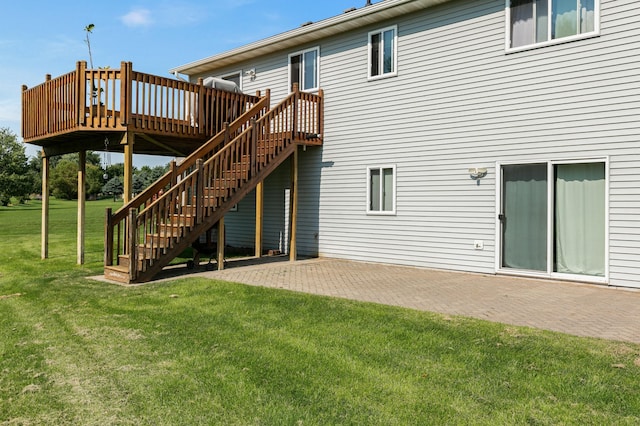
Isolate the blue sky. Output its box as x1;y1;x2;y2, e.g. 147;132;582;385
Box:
1;0;373;165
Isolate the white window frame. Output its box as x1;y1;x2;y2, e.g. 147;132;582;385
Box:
494;157;609;284
288;46;320;93
368;25;398;80
220;70;243;91
366;165;397;215
505;0;600;53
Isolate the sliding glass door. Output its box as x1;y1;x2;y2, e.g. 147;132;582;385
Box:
502;164;547;271
500;161;606;278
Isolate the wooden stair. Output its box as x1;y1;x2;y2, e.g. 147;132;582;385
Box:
104;86;323;284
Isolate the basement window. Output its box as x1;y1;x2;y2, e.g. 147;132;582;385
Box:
367;165;396;215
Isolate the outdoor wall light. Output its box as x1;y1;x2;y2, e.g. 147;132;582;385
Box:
245;68;256;81
468;167;487;180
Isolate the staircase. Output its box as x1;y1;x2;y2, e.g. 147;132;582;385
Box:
104;86;323;284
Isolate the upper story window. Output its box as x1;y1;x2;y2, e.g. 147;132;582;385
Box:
289;47;319;92
367;165;396;215
508;0;598;50
368;25;398;80
221;71;242;91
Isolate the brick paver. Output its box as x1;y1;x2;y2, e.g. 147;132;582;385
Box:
164;257;640;344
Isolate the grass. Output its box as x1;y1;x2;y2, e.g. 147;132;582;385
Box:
1;199;639;425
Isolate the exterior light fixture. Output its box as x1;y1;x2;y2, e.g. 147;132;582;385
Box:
468;167;487;179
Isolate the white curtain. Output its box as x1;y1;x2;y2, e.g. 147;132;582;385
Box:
511;0;535;48
552;0;578;39
554;163;605;276
580;0;595;33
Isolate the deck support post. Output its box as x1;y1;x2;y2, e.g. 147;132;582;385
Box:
122;132;134;203
255;181;263;258
217;217;225;270
289;146;298;262
41;152;50;259
77;150;86;264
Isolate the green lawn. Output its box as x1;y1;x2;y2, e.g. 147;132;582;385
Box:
1;199;639;425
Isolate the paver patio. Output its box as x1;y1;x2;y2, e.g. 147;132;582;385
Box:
171;257;640;344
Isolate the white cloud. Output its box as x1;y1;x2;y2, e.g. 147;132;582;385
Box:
121;8;153;28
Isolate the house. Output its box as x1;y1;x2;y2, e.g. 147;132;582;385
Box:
22;0;640;288
169;0;640;289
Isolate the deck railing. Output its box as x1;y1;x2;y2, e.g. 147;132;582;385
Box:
22;61;261;142
105;87;324;281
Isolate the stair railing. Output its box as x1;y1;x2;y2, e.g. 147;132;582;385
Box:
118;86;323;279
105;92;271;269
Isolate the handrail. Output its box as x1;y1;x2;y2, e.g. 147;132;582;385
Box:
21;61;262;142
105;86;323;279
21;70;78;141
133;88;307;219
110;93;270;225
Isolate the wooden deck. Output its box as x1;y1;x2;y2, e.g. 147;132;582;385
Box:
22;61;261;157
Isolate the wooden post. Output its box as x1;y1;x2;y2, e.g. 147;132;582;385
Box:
217;217;225;270
105;208;113;266
170;160;177;187
77;150;86;264
128;208;137;281
195;159;204;225
255;181;263;258
250;118;257;177
21;85;28;139
45;74;51;134
119;61;130;126
76;61;87;126
292;84;299;138
41;152;50;259
318;88;324;137
223;122;230;146
289;147;298;261
122;132;134;203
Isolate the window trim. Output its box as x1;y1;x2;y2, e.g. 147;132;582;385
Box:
288;46;320;93
504;0;600;53
368;25;398;81
219;70;243;91
494;157;609;284
366;165;397;215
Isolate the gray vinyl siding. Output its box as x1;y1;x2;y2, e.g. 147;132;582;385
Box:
193;0;640;288
221;162;293;254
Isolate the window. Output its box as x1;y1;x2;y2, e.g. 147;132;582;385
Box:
508;0;598;50
221;71;242;91
288;47;319;92
368;26;397;79
367;166;396;214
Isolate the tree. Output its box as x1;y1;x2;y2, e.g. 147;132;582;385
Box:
84;24;95;69
50;158;78;200
132;174;146;195
0;128;34;205
49;152;105;200
86;163;106;197
104;163;125;182
102;176;123;200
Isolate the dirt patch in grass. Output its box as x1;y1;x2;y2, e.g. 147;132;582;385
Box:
0;293;23;300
